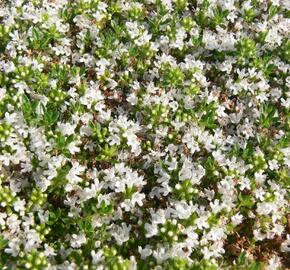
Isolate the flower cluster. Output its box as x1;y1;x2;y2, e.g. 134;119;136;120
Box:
0;0;289;269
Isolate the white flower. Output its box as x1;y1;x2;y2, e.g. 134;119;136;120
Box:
6;214;21;233
125;21;140;39
71;234;87;248
0;88;6;101
253;229;266;241
195;216;209;230
131;192;145;207
80;81;103;109
44;244;56;257
91;250;104;264
0;212;7;226
138;245;152;259
25;229;41;251
58;122;76;136
182;133;200;154
266;255;281;270
268;159;279;171
256;202;277;215
127;93;138;105
179;158;205;185
272;223;284;236
108;134;121;145
254;171;266;184
13;199;25;216
153;247;169;263
210;199;223;214
207;227;225;241
161;0;172;10
111;223;131;245
239;177;251;190
173;201;196;219
124;131;141;155
151;209;166;225
184;227;199;248
265;28;282;47
135;31;152;46
254;188;265;201
121;192;145;212
67;162;85;184
231;213;243;226
67;141;80;154
145;222;158;238
281;235;290;252
5;238;21;257
165;156;178;171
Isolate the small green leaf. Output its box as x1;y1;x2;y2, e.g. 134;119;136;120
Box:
0;236;8;250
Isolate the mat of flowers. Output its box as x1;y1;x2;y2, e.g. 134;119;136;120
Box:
0;0;289;269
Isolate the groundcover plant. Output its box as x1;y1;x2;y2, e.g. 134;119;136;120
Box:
0;0;289;269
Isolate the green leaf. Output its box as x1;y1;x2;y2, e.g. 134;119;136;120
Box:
238;193;255;208
259;103;278;128
42;105;59;127
0;236;8;250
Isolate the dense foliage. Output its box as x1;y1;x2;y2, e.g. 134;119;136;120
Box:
0;0;289;269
